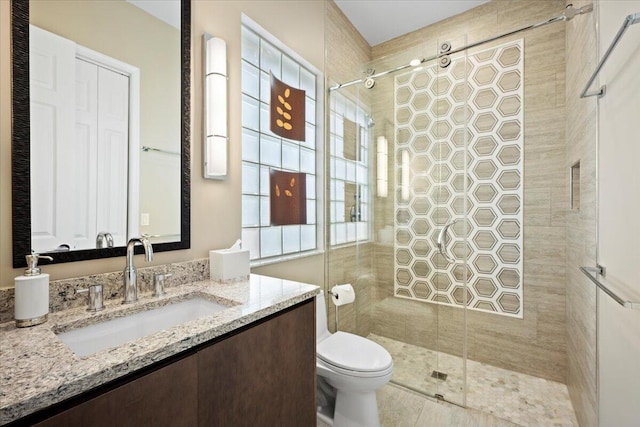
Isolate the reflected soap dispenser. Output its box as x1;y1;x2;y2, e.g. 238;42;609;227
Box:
14;252;53;328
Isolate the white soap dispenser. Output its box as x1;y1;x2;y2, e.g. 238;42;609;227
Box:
14;252;53;328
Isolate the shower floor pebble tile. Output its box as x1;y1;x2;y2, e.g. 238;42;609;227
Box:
369;334;578;427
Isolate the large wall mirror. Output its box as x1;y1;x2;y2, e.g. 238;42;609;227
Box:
11;0;191;268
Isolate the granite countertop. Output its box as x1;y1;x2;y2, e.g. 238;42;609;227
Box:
0;274;319;425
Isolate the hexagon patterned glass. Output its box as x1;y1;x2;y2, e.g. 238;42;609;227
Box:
394;40;523;318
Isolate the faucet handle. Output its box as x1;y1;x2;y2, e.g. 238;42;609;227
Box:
77;284;105;312
152;273;172;297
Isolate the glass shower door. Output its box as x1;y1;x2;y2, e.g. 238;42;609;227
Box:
326;33;475;406
390;40;442;401
390;34;471;405
428;36;471;406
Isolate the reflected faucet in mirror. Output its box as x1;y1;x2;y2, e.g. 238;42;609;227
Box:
123;236;154;304
96;232;114;249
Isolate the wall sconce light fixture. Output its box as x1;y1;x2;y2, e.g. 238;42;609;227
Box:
401;150;410;202
203;33;228;179
376;136;388;197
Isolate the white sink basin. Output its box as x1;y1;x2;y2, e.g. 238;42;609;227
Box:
56;297;228;357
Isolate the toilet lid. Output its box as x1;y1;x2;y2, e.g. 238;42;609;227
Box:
317;332;392;373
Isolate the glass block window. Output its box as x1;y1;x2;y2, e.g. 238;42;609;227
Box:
241;22;322;262
329;92;372;246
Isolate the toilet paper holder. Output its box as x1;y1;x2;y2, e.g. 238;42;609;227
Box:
329;284;355;307
329;284;355;331
328;288;340;331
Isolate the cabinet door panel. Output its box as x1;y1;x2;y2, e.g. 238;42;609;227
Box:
198;300;316;426
35;355;198;427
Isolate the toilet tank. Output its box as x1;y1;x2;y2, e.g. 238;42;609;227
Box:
316;290;331;342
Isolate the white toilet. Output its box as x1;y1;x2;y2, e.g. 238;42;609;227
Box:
316;290;393;427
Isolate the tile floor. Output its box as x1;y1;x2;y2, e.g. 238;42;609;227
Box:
368;334;578;426
318;383;518;427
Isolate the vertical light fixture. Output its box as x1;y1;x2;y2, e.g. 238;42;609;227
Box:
376;136;388;197
203;33;228;179
401;150;410;202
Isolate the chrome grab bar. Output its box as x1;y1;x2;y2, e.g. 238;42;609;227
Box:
437;219;459;263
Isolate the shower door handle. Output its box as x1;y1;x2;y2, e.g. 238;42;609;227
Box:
437;219;459;263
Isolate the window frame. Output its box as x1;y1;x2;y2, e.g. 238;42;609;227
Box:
240;15;325;266
328;89;374;248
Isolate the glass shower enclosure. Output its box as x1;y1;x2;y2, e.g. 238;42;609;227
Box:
327;31;525;407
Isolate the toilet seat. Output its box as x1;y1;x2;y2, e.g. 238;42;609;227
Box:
317;332;393;377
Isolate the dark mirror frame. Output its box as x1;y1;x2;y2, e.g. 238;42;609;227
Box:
11;0;191;268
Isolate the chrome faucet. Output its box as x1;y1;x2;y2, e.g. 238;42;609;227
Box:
96;231;114;249
122;236;153;304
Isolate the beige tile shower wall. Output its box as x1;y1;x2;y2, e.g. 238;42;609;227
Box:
326;243;374;335
564;0;598;425
392;40;525;317
325;0;374;334
325;1;371;85
369;0;569;382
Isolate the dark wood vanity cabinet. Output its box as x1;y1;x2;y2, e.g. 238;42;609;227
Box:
30;299;316;427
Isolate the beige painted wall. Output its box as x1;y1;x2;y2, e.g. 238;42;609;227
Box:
0;0;326;288
1;0;14;287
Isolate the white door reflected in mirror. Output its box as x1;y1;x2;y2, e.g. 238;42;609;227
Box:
28;0;182;253
30;25;136;252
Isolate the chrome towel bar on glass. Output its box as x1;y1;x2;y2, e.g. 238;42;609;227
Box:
580;11;640;98
141;145;180;156
580;265;640;309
